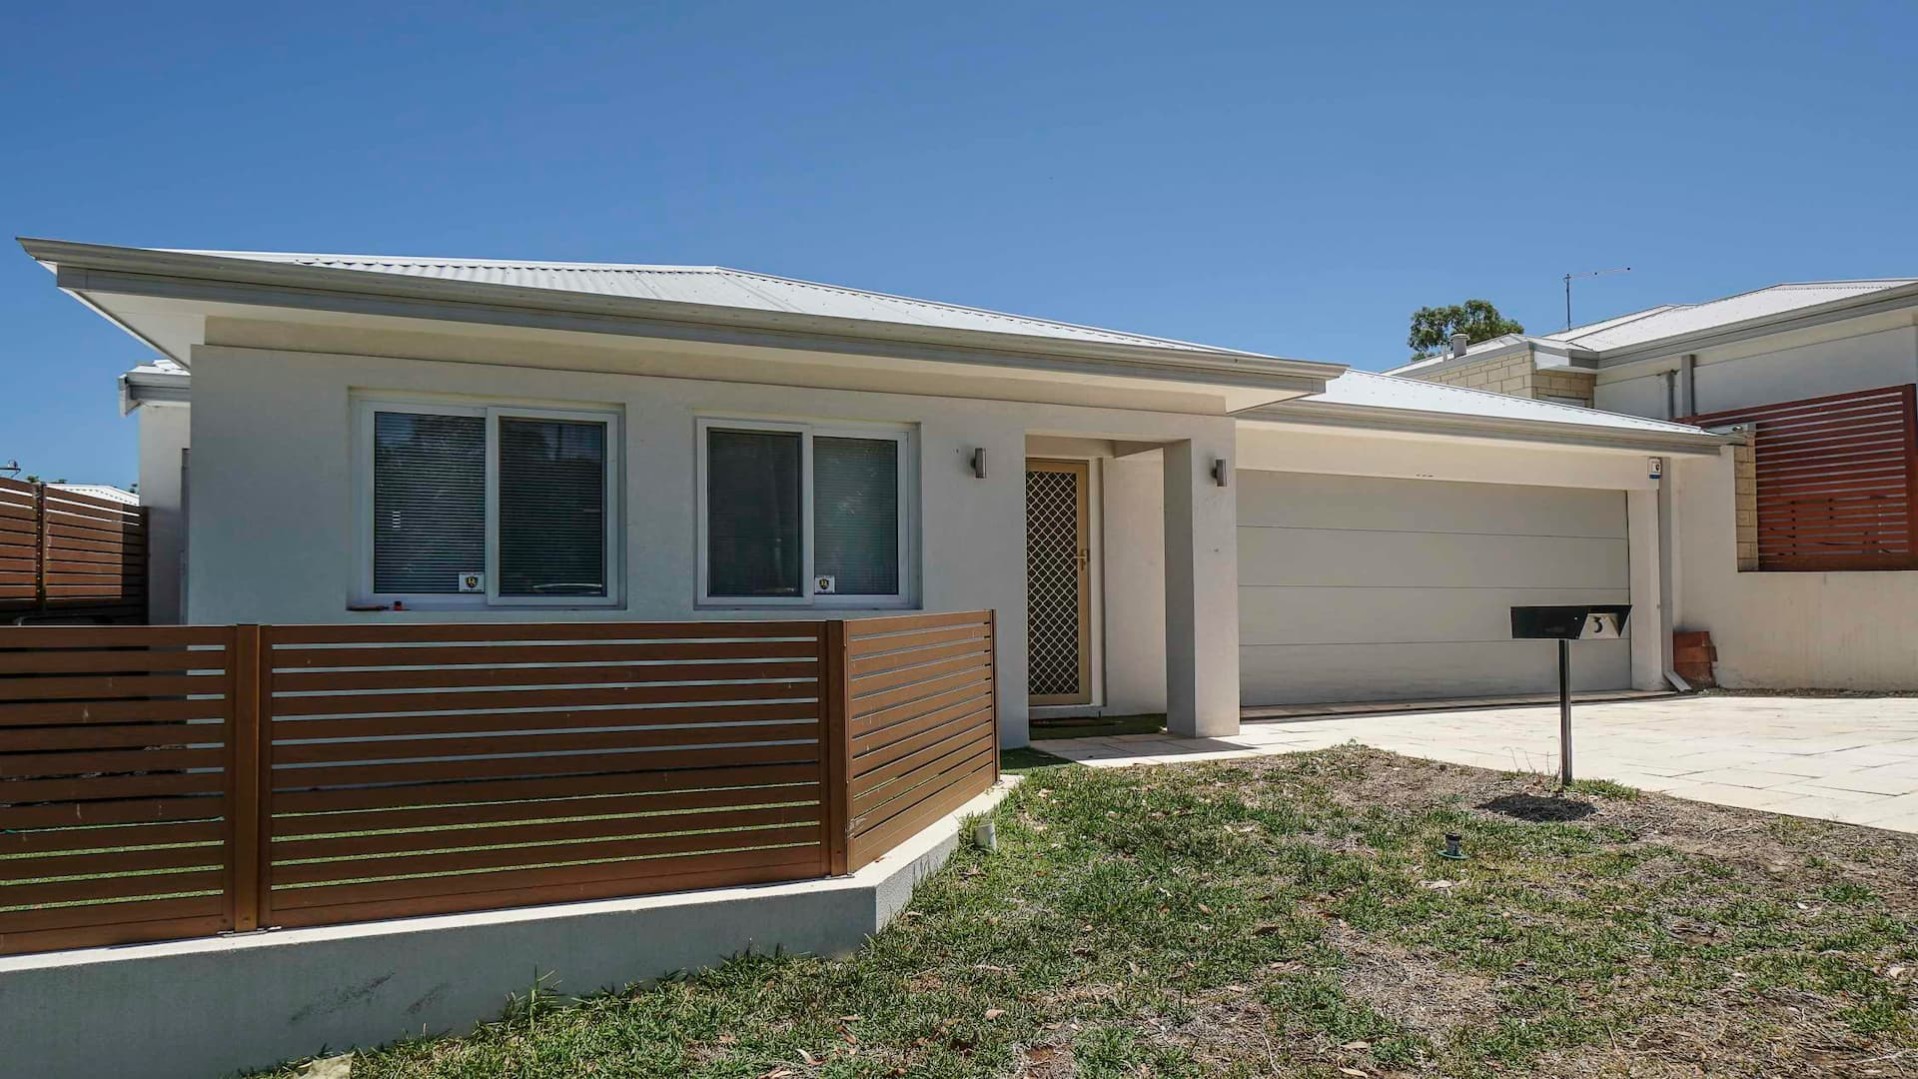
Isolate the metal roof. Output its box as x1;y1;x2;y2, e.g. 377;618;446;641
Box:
48;483;138;506
1545;280;1918;352
166;250;1253;356
1387;279;1918;375
1297;370;1713;435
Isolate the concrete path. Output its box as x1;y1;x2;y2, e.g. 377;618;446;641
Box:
1032;695;1918;833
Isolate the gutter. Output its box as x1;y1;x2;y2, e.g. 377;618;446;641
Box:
1239;400;1740;455
119;368;192;415
20;238;1346;395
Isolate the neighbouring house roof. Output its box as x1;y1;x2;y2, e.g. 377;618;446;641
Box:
1543;280;1918;352
48;483;138;505
1387;278;1918;376
1245;370;1735;454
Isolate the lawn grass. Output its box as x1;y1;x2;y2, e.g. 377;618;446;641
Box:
264;747;1918;1078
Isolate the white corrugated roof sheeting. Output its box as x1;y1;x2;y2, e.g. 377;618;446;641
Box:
1299;371;1712;434
1550;281;1917;351
170;251;1249;355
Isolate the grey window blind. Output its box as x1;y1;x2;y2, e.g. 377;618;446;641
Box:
707;428;802;597
499;417;607;597
373;412;485;594
813;436;899;595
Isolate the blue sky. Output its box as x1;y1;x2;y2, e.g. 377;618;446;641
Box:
6;2;1917;485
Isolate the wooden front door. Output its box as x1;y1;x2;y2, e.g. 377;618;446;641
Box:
1025;459;1091;705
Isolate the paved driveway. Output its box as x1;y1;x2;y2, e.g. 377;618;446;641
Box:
1032;695;1918;833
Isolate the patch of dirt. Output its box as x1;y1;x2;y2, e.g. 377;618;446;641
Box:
1325;922;1501;1041
1282;746;1918;911
1478;792;1598;822
1160;992;1288;1073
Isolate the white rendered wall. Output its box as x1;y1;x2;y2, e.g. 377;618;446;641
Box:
1593;315;1918;689
1670;451;1918;689
1596;318;1918;419
183;344;1244;748
1100;452;1167;715
135;403;190;624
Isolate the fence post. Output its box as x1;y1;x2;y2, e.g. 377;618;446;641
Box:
988;609;1000;783
229;624;265;932
820;620;851;876
30;482;45;611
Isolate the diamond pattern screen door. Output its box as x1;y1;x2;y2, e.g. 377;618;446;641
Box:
1025;459;1092;705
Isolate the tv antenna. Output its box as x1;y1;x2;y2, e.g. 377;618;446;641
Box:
1563;266;1632;331
0;460;18;479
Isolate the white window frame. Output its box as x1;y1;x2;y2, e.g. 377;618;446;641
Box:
695;416;916;610
353;396;622;609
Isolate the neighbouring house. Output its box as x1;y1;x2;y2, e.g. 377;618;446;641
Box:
1390;279;1918;692
25;239;1734;744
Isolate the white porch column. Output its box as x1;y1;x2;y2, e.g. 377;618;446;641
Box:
1627;486;1666;690
1163;433;1240;737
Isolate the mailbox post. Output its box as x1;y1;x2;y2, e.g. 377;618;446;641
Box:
1510;605;1631;786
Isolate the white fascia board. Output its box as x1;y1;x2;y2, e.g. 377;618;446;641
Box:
1239;401;1738;456
22;239;1344;398
1532;343;1601;371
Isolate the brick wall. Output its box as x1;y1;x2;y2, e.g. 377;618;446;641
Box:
1417;352;1535;396
1532;369;1597;407
1732;429;1758;571
1407;350;1598;407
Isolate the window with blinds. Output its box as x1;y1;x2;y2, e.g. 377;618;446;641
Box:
814;436;900;596
359;401;618;605
499;418;607;596
373;412;485;594
700;421;912;605
706;428;803;598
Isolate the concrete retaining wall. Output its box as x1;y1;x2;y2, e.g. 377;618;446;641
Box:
0;784;1012;1079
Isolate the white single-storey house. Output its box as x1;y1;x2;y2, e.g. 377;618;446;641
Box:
1390;278;1918;691
23;239;1735;746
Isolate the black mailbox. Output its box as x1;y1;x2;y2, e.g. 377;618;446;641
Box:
1510;604;1631;786
1510;604;1631;641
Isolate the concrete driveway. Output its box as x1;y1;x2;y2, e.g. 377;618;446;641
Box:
1032;695;1918;833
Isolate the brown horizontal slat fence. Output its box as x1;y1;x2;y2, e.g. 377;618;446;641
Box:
256;620;836;928
1687;385;1918;571
841;611;999;871
0;613;998;954
0;627;238;956
0;478;148;622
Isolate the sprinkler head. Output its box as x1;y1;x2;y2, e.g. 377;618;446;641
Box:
1439;832;1467;861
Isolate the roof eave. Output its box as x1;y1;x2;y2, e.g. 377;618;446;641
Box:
1239;400;1737;455
1594;281;1918;365
22;238;1345;396
119;368;192;415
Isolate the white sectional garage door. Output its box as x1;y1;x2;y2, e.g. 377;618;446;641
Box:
1239;471;1631;706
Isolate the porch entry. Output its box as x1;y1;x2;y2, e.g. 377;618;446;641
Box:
1025;459;1091;705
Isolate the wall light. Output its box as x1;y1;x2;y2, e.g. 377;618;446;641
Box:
1211;457;1229;487
970;447;987;479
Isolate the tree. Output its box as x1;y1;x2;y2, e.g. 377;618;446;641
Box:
1407;299;1524;360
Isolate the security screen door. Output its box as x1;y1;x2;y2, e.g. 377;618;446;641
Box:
1025;459;1091;705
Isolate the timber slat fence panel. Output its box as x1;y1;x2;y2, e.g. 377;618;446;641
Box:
1687;385;1918;571
0;626;237;955
0;612;998;955
0;478;148;621
843;611;998;871
257;621;835;929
